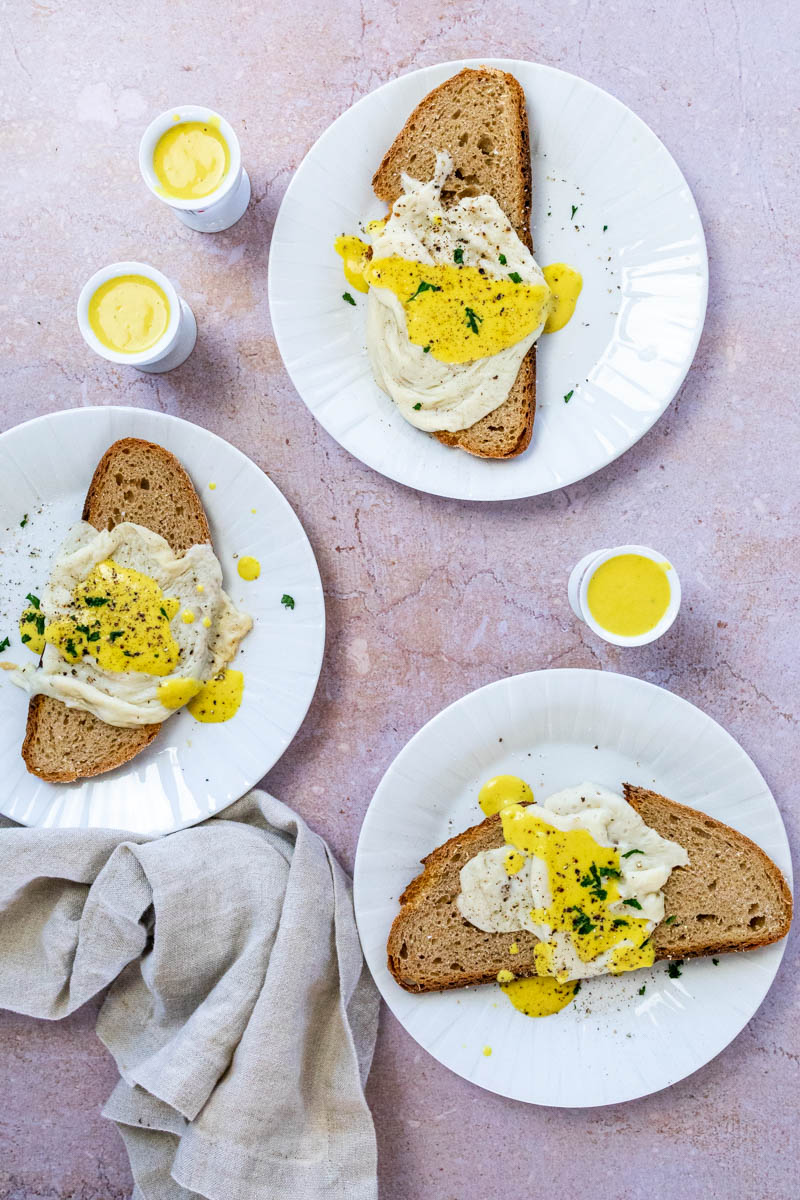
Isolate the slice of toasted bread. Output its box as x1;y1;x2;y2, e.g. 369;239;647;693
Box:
387;785;792;993
21;438;211;783
372;66;535;460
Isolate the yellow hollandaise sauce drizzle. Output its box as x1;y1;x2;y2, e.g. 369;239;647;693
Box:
587;554;672;637
237;555;261;581
542;263;583;333
366;257;550;363
500;803;653;975
44;560;181;674
478;774;533;817
334;236;371;294
88;275;170;354
157;677;203;709
500;975;581;1018
187;668;244;723
19;603;46;656
153;120;229;200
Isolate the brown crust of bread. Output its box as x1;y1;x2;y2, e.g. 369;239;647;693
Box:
372;67;536;460
387;786;793;993
21;438;210;783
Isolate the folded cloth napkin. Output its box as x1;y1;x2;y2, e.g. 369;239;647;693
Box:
0;790;379;1200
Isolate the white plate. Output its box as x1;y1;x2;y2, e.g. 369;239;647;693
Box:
0;407;325;835
353;669;792;1106
269;59;708;501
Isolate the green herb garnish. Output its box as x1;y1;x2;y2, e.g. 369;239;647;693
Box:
86;631;100;642
21;634;31;644
453;247;464;264
281;594;295;610
84;596;109;608
712;958;719;965
563;390;574;403
465;306;483;334
622;898;643;910
423;345;431;353
160;606;168;619
580;862;622;901
109;630;124;642
413;403;422;410
638;984;646;996
667;960;683;979
26;593;40;610
603;224;608;232
342;292;356;306
498;253;507;265
571;204;579;219
664;915;677;925
65;638;78;657
75;624;90;636
408;280;442;302
35;615;45;636
622;849;644;858
0;637;9;652
611;918;629;929
569;907;596;936
20;514;28;528
507;271;522;284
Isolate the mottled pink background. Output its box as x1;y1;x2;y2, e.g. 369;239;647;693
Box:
1;1;798;1197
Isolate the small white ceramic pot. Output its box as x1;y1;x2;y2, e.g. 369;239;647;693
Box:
139;105;251;232
77;261;197;373
568;544;681;647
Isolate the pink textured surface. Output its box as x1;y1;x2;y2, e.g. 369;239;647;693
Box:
0;2;798;1198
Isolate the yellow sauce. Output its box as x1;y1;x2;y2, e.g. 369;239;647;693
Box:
181;610;195;624
237;556;260;581
334;236;370;294
478;774;533;817
500;975;581;1017
88;275;170;354
504;849;525;876
19;604;45;656
153;120;229;200
500;803;653;975
366;257;550;364
157;677;203;709
587;554;672;638
45;561;180;674
542;263;583;333
187;668;244;723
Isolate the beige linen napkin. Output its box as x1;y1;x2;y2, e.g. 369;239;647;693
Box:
0;790;379;1200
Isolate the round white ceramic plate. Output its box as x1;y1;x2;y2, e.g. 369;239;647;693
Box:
0;407;325;835
269;59;708;501
353;669;792;1107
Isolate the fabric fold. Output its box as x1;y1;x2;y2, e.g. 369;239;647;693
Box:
0;790;379;1200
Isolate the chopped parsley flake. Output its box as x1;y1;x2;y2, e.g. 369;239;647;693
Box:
453;247;464;264
35;615;45;636
408;280;442;302
571;204;579;219
563;390;574;403
622;898;643;910
84;596;109;607
622;849;644;858
507;271;523;284
0;637;9;652
498;253;507;265
603;224;608;232
413;403;422;410
109;630;124;642
75;624;90;636
65;638;78;657
638;984;646;996
281;594;295;610
465;306;483;334
26;593;40;610
86;631;100;642
20;514;28;528
423;345;431;353
569;906;596;936
712;958;719;965
342;292;356;306
160;607;169;619
21;634;31;644
664;914;677;925
667;961;684;979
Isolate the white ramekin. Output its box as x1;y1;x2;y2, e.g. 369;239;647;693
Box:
77;261;197;373
568;544;681;647
138;105;251;232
